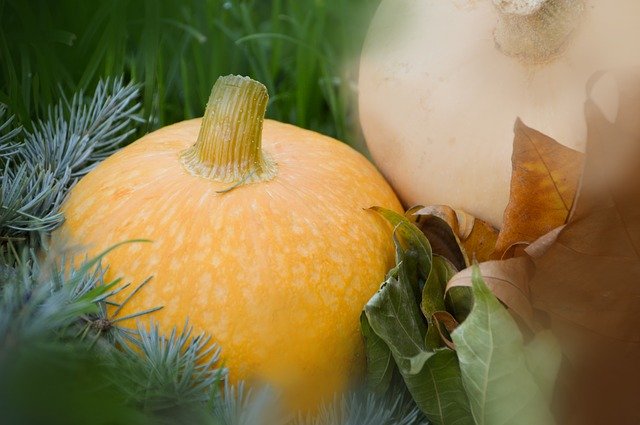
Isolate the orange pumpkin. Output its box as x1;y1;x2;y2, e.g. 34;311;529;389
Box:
54;75;401;410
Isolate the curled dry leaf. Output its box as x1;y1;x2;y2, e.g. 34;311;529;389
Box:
412;205;498;264
410;206;467;271
493;120;584;258
447;257;536;330
431;311;458;350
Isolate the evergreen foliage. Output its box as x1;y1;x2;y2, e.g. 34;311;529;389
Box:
0;78;140;241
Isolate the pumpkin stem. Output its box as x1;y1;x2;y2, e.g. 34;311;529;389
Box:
181;75;277;184
493;0;584;63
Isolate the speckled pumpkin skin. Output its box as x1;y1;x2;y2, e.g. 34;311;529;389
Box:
55;118;401;410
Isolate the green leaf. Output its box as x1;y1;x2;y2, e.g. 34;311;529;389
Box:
366;207;472;424
451;266;557;425
360;312;395;394
365;275;472;425
414;349;475;425
446;286;474;324
422;256;457;315
365;275;426;373
422;256;457;350
371;207;432;279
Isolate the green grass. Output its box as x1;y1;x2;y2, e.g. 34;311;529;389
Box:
0;0;378;149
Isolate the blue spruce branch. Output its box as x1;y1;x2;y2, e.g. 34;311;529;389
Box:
0;77;141;240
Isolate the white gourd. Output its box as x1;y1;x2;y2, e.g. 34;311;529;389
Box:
359;0;640;226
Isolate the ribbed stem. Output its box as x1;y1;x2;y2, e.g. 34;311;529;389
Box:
181;75;277;183
493;0;584;63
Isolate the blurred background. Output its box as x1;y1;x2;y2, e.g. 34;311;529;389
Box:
0;0;378;151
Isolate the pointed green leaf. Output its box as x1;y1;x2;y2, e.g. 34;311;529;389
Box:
446;286;474;324
415;349;475;425
395;232;423;301
365;275;426;373
451;266;557;425
360;312;395;394
422;256;457;350
371;207;432;279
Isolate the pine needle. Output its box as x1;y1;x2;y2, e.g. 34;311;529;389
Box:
0;78;141;240
297;391;428;425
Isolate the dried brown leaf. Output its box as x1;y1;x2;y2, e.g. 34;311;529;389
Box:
493;119;584;258
414;205;498;264
504;72;640;424
446;72;640;424
431;311;459;350
448;256;536;330
530;91;640;345
462;218;499;263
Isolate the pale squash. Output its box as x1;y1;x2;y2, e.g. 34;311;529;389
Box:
54;76;401;410
359;0;640;226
